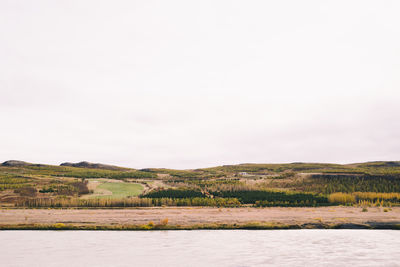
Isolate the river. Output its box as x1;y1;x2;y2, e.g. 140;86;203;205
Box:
1;230;399;266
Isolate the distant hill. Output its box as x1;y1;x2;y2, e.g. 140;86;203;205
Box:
60;161;131;171
2;159;400;172
352;161;400;167
1;160;32;167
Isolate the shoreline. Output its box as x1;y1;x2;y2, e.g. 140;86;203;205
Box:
1;223;400;230
1;206;400;230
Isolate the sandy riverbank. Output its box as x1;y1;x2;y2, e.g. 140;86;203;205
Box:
1;207;400;229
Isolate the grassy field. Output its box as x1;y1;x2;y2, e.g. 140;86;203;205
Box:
92;182;144;199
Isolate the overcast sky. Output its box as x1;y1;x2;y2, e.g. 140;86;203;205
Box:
1;0;400;169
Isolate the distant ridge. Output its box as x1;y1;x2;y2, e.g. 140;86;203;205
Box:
60;161;131;171
1;160;32;167
2;159;400;170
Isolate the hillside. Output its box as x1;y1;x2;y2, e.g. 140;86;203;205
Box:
1;160;400;208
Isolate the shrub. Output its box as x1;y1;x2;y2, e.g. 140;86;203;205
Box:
160;218;169;226
14;186;37;197
39;187;55;193
71;181;89;195
328;193;356;205
53;223;66;229
142;189;204;198
212;190;329;205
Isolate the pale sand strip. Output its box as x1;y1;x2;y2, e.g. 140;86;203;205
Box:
1;207;399;226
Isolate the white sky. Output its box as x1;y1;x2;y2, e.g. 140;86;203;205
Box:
1;0;400;169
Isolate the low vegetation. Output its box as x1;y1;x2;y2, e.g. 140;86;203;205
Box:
93;182;144;199
212;190;328;205
328;192;400;206
142;189;204;199
17;197;241;208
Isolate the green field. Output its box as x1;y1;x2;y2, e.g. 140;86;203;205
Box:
94;182;144;199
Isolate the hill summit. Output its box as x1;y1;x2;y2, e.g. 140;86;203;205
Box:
60;161;130;171
1;160;32;167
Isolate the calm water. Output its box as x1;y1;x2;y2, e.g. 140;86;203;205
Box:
0;230;399;267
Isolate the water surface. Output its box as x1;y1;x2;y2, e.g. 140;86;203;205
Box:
1;230;399;267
